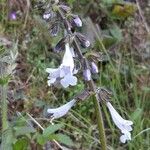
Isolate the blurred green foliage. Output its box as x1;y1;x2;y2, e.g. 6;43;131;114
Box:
0;0;149;149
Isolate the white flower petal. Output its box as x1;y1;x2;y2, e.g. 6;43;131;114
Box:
61;43;74;70
47;99;76;119
120;132;131;143
106;102;133;143
47;78;56;86
60;74;77;88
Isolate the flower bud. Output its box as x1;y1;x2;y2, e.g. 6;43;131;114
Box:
71;15;82;27
50;23;59;37
59;5;71;13
43;12;51;20
83;69;91;81
76;32;90;48
9;12;17;20
54;36;67;52
91;62;98;74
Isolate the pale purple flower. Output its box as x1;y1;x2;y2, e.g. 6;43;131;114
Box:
106;102;133;143
9;12;17;20
91;62;98;74
46;43;77;88
47;99;76;119
83;69;91;81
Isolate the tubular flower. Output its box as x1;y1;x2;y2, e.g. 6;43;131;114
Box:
46;43;77;88
106;102;133;143
47;99;76;119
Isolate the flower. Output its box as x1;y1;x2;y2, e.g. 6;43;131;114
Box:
9;12;17;20
47;99;76;119
46;43;77;88
106;102;133;143
91;62;98;74
83;69;91;81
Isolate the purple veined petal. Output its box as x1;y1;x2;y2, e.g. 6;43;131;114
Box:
47;99;76;119
83;69;91;81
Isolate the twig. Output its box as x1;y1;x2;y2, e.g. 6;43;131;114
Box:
26;113;64;150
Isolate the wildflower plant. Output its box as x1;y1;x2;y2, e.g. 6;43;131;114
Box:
42;0;133;149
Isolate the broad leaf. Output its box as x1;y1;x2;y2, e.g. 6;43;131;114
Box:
43;124;63;138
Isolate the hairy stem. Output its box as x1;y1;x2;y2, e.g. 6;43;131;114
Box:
57;8;107;150
0;64;9;150
0;64;8;131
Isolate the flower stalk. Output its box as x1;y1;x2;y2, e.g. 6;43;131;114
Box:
0;63;9;150
56;8;107;150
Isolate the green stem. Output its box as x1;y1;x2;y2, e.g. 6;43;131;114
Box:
0;63;9;150
1;84;8;131
93;95;107;149
0;64;8;131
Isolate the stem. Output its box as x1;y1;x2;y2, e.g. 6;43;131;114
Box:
0;63;9;150
0;64;8;131
57;9;107;150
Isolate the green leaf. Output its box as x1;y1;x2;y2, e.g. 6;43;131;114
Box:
0;76;10;85
14;126;36;136
13;137;29;150
109;26;123;41
55;134;74;146
43;124;63;138
1;128;14;150
36;133;50;145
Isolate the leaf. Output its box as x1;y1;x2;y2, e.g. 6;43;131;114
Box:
14;126;36;136
13;137;29;150
0;76;10;85
43;124;63;138
55;134;74;146
37;134;47;145
109;25;123;41
1;128;14;150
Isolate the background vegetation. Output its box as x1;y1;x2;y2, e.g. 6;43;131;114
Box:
0;0;150;149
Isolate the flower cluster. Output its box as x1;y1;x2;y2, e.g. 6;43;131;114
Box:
42;0;133;144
